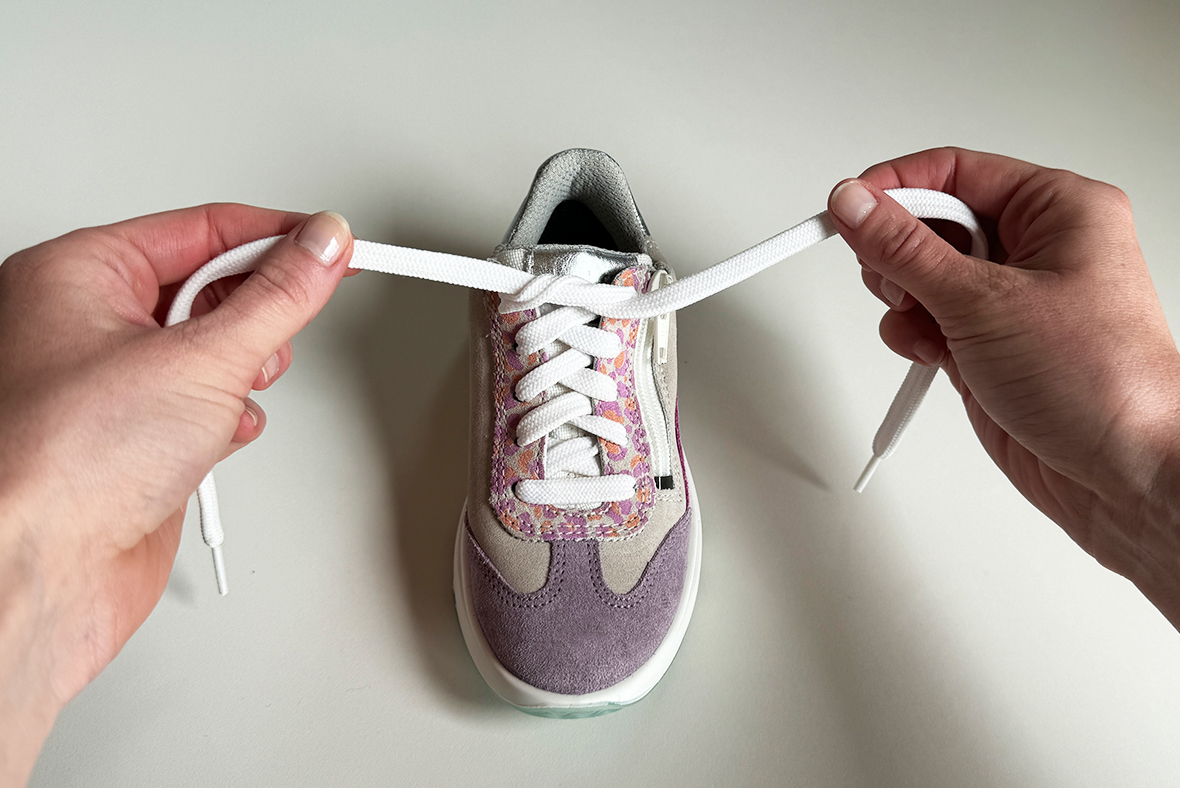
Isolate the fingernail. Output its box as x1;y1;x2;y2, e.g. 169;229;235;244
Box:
831;180;878;228
295;211;351;266
914;340;944;366
243;400;260;427
261;352;280;384
880;278;907;307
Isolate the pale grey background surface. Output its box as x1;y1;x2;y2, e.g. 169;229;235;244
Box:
5;0;1180;785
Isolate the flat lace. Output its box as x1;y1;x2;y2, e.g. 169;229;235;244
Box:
166;188;987;594
511;303;631;508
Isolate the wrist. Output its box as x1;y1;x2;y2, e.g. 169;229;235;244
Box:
0;494;67;785
1123;442;1180;629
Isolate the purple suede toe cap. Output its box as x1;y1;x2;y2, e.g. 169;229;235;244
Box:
467;509;691;695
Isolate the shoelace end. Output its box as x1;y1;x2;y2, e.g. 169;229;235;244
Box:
853;455;882;493
211;545;228;596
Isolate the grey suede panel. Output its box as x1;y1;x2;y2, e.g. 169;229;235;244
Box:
467;506;691;695
467;289;550;593
599;309;686;593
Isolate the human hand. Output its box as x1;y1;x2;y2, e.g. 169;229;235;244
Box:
0;205;354;785
827;147;1180;628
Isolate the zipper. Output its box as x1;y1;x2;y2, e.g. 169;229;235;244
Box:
635;269;674;488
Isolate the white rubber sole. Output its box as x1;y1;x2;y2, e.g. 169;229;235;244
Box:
453;464;702;717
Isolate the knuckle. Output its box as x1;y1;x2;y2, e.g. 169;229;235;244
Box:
3;230;114;285
1076;180;1134;226
1;245;52;281
0;253;28;294
162;316;256;394
1098;182;1132;214
938;264;1021;333
876;217;932;274
0;246;69;297
250;263;314;314
931;144;965;164
976;260;1020;300
1038;170;1132;225
60;226;102;245
171;313;211;353
1;248;29;271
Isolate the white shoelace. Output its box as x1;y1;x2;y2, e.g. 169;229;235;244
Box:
166;188;987;594
511;301;634;507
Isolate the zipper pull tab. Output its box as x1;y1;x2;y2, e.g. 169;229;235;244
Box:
655;313;670;364
650;269;671;364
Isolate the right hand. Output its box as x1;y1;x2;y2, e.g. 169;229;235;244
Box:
827;147;1180;625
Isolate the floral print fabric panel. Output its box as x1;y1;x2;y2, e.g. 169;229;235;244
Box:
488;269;655;541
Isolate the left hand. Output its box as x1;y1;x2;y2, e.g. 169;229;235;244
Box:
0;204;355;785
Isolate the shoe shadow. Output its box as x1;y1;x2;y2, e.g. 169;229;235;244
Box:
675;293;1041;787
339;201;1046;773
345;219;508;714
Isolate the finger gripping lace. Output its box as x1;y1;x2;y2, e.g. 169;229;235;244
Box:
167;187;986;594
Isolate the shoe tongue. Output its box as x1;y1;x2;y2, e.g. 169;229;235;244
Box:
497;246;648;284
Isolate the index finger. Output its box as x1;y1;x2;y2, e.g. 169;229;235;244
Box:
858;147;1045;221
100;203;308;286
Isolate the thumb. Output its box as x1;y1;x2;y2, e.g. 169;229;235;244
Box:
202;210;353;377
828;179;984;315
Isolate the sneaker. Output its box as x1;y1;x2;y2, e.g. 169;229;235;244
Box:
452;149;703;716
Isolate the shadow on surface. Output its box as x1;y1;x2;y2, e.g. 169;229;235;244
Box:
345;219;509;714
337;200;1046;777
163;563;198;608
676;292;1044;787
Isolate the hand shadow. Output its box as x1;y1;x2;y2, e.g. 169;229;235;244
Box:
676;291;1042;786
345;219;511;714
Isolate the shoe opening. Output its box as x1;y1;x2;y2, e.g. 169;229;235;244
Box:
538;200;622;251
501;149;649;253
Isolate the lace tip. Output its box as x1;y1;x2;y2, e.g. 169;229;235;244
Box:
853;456;882;493
211;545;228;596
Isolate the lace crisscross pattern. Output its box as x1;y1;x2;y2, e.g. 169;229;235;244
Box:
488;267;657;542
509;292;634;507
